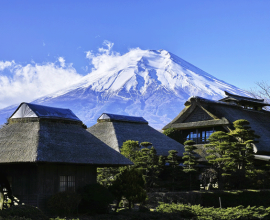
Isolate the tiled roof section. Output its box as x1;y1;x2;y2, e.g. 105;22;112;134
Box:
10;102;81;122
98;113;148;124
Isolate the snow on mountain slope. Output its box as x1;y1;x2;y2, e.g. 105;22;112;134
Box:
0;49;250;129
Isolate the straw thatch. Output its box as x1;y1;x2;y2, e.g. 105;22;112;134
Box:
0;104;132;165
87;113;185;156
163;94;270;153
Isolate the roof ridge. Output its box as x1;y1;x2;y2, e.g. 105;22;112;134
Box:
9;102;81;122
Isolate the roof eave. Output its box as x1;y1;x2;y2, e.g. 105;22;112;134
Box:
167;118;230;130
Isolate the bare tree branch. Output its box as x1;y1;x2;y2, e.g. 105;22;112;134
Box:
246;81;270;111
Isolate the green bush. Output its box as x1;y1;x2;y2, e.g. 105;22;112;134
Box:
47;192;81;216
200;190;270;208
0;205;48;220
156;202;270;219
156;203;195;218
77;183;114;214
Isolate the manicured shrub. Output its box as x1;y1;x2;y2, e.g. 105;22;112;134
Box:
77;183;114;214
156;202;270;220
200;190;270;208
0;205;48;220
47;192;81;216
156;203;195;218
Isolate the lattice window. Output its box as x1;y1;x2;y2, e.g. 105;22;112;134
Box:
59;176;75;192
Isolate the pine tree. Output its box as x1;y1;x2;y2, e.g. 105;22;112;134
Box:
97;167;119;187
228;119;259;188
205;131;232;189
166;150;180;191
109;140;148;210
183;140;197;190
205;120;259;189
137;146;161;191
120;140;141;165
183;140;197;173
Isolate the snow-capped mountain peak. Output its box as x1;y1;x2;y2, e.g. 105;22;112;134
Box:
0;49;250;128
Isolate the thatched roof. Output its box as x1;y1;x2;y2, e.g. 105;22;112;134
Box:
0;103;132;165
163;95;270;153
87;113;185;156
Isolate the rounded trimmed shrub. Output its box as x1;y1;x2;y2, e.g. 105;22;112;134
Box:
78;183;114;214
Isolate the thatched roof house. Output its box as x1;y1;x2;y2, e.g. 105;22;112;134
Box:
87;113;184;156
0;103;132;210
163;91;270;155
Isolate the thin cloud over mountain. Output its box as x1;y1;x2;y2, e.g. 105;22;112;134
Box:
0;58;83;109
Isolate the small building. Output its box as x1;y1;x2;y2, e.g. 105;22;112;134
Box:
163;91;270;156
87;113;184;156
0;103;132;210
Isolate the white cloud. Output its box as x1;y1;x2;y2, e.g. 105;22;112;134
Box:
58;57;65;67
85;40;121;71
0;40;138;109
0;61;15;71
0;58;83;109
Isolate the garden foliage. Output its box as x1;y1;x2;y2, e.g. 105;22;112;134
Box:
77;183;114;214
156;202;270;220
0;205;48;220
47;192;81;216
205;119;259;189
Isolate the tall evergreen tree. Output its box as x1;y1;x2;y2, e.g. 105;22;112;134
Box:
98;141;141;187
166;150;180;191
120;140;141;165
108;140;148;210
205;119;259;189
183;140;198;190
228;119;259;188
137;146;162;191
183;140;197;173
205;131;232;189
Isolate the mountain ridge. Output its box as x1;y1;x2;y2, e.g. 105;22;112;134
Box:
0;49;250;128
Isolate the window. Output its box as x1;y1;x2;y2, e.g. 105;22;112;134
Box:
185;128;215;144
59;176;75;192
205;130;214;141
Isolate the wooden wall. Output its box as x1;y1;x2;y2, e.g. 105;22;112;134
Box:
0;163;97;211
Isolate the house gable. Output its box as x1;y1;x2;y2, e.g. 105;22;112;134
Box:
182;106;214;123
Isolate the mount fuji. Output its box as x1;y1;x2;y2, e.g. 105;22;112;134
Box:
0;49;250;129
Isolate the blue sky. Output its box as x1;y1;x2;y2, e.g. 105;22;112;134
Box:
1;0;270;108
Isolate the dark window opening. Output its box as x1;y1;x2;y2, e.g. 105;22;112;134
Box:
185;128;215;144
59;176;75;192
